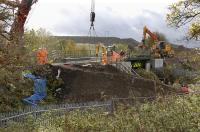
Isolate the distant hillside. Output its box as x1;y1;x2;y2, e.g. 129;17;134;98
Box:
55;36;139;48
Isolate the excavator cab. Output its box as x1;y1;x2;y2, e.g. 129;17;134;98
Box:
107;45;115;56
138;39;147;49
96;44;121;64
156;41;174;58
158;41;165;49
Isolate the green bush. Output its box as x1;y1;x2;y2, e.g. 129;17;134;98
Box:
64;95;200;132
136;69;160;82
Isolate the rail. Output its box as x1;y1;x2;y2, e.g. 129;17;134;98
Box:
49;50;97;63
115;61;140;77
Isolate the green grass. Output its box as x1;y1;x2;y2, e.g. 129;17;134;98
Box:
1;94;200;132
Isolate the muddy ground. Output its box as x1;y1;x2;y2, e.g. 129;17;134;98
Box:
50;64;159;102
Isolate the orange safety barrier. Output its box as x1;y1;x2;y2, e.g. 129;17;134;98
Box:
36;48;48;65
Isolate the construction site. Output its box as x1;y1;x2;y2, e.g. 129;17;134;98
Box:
0;0;200;131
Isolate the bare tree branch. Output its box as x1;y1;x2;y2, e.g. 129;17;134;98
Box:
0;32;10;40
0;0;20;8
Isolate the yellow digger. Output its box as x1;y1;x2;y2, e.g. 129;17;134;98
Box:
95;44;108;65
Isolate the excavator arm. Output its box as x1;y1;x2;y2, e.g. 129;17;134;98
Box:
95;44;107;57
143;26;159;43
141;26;174;58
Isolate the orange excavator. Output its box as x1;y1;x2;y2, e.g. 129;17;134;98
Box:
141;26;174;58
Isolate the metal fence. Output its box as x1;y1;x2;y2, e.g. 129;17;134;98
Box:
172;69;200;78
50;50;97;61
126;49;151;59
64;50;97;58
115;61;140;77
1;97;159;128
1;93;200;129
0;100;112;128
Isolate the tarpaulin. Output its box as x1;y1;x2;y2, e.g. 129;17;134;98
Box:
23;73;46;105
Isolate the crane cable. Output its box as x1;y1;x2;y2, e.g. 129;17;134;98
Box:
88;0;97;37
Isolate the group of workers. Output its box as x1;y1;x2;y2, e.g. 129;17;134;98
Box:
102;50;125;65
23;47;194;106
24;46;126;105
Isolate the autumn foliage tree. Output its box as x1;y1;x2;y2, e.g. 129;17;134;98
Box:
0;0;37;47
0;0;38;70
167;0;200;40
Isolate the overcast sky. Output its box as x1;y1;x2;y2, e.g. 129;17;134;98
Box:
26;0;198;47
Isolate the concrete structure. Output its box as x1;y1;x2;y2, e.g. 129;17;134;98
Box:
151;59;164;69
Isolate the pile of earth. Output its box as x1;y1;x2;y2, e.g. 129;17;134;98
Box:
49;64;160;102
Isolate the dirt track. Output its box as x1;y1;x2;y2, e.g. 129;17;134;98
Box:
51;64;156;102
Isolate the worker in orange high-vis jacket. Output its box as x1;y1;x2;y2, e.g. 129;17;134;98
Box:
102;52;107;65
112;51;121;62
36;48;48;65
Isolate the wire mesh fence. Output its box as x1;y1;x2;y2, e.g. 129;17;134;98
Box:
0;100;112;128
1;93;200;130
126;49;151;59
49;50;97;61
112;91;200;109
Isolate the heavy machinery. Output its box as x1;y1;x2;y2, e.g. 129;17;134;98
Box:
141;26;174;58
95;44;122;64
95;44;110;65
96;44;107;57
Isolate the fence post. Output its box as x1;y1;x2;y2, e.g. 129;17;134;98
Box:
109;99;114;114
32;106;37;124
